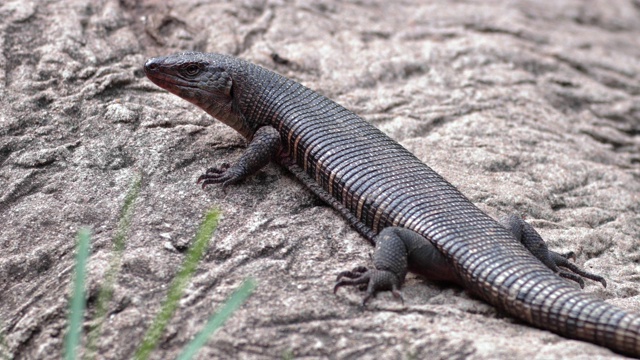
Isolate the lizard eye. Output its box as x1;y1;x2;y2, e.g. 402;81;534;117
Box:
184;64;200;76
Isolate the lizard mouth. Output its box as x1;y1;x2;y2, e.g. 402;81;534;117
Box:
144;58;200;92
145;71;199;92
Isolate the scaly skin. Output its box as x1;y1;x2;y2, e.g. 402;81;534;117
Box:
144;52;640;357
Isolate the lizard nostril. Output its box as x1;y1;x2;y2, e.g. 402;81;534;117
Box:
144;59;159;72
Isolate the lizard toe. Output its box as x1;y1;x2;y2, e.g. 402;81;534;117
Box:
335;267;402;306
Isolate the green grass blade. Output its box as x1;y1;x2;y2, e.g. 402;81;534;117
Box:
85;173;141;360
176;278;256;360
64;228;91;360
133;208;222;360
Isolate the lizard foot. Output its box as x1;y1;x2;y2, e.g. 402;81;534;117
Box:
196;126;283;190
501;214;607;289
197;163;241;189
551;251;607;288
334;267;403;305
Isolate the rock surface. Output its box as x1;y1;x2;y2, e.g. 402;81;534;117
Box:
1;0;639;359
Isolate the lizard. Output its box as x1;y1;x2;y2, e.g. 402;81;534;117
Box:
143;52;640;357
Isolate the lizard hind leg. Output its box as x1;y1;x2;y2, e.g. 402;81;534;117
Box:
334;227;459;305
499;214;607;288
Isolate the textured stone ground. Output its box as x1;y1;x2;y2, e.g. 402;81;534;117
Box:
1;0;639;359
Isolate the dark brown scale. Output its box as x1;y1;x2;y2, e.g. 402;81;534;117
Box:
259;79;298;124
364;165;427;230
302;116;365;175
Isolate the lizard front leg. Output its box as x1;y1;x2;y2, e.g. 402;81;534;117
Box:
198;126;281;189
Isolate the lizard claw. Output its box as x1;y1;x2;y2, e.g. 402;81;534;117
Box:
334;272;371;295
335;266;368;282
334;266;403;306
550;252;607;288
203;163;231;175
197;163;241;189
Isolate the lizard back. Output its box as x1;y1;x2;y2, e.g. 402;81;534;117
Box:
235;57;640;356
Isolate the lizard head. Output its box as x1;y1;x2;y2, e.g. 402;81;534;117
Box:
144;52;251;138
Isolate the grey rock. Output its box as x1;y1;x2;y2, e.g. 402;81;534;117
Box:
0;0;639;359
